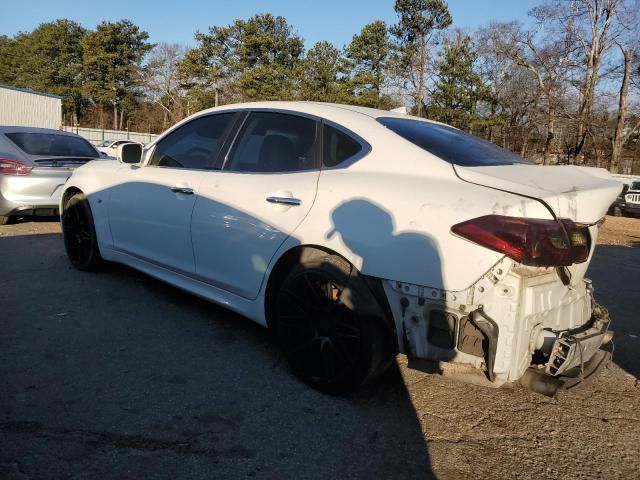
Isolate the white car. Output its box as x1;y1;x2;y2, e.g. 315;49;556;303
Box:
95;139;139;157
60;102;621;395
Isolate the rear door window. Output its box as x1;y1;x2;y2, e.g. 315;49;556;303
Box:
6;132;99;157
224;112;319;173
377;117;530;166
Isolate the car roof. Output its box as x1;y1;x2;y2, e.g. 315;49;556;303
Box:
197;101;445;126
149;101;450;152
0;126;83;137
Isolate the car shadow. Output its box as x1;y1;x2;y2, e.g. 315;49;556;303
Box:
0;226;438;478
587;244;640;379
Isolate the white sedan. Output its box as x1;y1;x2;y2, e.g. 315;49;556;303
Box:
60;102;621;395
95;139;140;157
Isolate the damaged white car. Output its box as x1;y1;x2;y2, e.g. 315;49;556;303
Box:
60;102;621;395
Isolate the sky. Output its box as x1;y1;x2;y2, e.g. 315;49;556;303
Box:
1;0;540;48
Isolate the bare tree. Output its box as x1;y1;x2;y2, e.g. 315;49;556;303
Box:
142;42;188;127
477;21;572;163
533;0;625;163
609;1;640;173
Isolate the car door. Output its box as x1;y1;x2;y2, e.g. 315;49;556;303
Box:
108;112;238;274
191;111;321;299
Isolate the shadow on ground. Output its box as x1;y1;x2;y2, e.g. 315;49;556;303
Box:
587;244;640;379
0;232;435;479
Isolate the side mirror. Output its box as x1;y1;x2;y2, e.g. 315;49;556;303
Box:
117;143;143;164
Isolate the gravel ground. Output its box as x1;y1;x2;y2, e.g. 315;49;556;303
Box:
1;216;639;479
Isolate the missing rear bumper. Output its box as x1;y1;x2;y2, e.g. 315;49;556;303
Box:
520;349;611;396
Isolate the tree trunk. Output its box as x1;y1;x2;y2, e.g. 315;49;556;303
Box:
415;35;427;117
543;110;555;166
113;102;118;131
520;131;529;158
610;45;633;174
572;0;617;164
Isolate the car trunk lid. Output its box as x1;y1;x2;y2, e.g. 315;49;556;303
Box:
454;164;622;224
454;164;623;286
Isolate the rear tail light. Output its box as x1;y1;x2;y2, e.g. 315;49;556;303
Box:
451;215;590;267
0;158;32;175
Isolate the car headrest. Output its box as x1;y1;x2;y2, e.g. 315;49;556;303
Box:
258;135;297;172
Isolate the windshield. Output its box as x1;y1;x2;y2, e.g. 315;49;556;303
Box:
6;132;99;157
96;140;111;147
377;117;530;167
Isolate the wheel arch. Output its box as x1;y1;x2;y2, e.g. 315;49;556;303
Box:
264;244;337;329
60;186;84;214
263;244;397;343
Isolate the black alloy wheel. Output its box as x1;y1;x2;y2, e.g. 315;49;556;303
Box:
276;254;391;394
62;193;102;271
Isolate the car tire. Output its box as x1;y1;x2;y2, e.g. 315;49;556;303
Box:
62;193;103;271
0;215;10;226
275;253;394;394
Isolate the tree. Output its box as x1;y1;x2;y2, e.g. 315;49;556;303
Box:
82;20;152;130
0;21;87;123
476;21;572;163
427;31;487;129
142;42;188;127
298;40;343;101
532;0;624;162
610;2;640;173
391;0;452;116
0;35;21;86
345;21;391;107
179;14;304;106
475;23;542;157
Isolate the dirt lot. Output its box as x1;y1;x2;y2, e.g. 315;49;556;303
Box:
1;216;639;479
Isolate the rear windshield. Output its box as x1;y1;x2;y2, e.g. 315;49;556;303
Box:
377;117;530;167
5;132;99;157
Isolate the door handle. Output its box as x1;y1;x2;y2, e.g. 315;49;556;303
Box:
170;186;194;195
266;196;302;206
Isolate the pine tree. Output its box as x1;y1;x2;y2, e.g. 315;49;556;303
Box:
427;32;487;129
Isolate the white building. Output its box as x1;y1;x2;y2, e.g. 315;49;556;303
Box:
0;85;62;129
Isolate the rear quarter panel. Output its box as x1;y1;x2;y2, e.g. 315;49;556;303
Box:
291;159;552;292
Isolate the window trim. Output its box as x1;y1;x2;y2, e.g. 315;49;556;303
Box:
320;119;371;170
220;109;322;174
144;111;241;171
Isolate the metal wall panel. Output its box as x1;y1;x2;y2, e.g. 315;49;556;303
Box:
61;126;159;145
0;86;62;129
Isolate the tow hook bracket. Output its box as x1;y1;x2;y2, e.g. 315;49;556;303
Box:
469;307;499;382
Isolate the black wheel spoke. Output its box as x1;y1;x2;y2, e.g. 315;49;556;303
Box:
281;289;316;322
334;320;361;340
277;315;314;334
288;336;315;355
302;273;325;307
331;335;355;368
320;341;336;380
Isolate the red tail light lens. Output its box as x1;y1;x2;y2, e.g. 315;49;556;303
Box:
451;215;590;267
0;158;32;175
